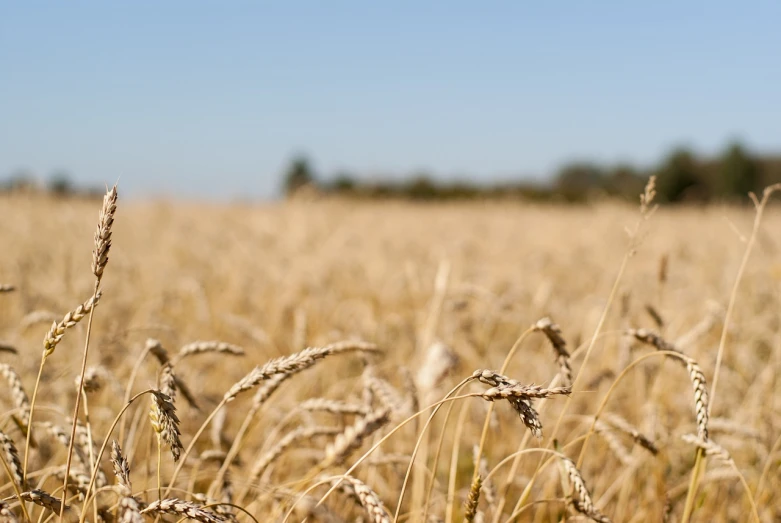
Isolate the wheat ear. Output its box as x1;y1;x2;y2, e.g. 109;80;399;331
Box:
42;292;102;358
463;474;482;522
91;184;117;282
110;440;132;491
149;391;183;462
472;370;548;439
628;329;709;441
330;475;391;523
533;317;572;387
111;440;143;523
141;498;225;523
174;341;245;363
559;455;612;523
322;409;390;468
681;434;732;464
363;365;407;418
224;341;379;402
26;292;104;483
118;495;144;523
0;500;18;522
0;364;31;436
0;432;25;492
21;489;67;514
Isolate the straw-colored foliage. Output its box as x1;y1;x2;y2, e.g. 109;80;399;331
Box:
0;184;780;522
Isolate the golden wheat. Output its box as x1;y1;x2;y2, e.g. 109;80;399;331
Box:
1;185;779;521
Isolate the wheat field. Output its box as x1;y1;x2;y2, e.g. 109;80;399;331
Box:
0;184;780;522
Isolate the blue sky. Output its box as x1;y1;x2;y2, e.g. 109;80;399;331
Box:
2;2;780;199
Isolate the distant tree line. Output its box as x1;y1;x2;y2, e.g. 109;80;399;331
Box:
283;142;781;203
5;141;778;203
0;170;105;198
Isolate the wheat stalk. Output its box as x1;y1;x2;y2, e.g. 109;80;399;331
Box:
330;475;390;523
180;341;381;501
72;420;106;489
0;500;18;523
193;492;237;523
681;434;732;463
55;467;91;500
300;398;372;416
146;338;169;364
149;391;183;462
91;184;117;282
148;340;199;409
533;317;572;387
62;186;117;516
141;498;225;523
110;440;132;491
41;422;90;475
472;370;546;439
250;426;341;481
463;474;482;522
118;495;144;523
75;365;109;393
479;384;571;401
21;489;66;514
628;329;709;441
559;455;612;523
42;291;102;358
473;446;496;514
709;417;763;441
251;373;288;408
627;328;682;355
593;420;634;466
366;453;413;467
0;431;25;491
0;364;31;434
322;409;390;467
363;365;407;418
159;363;177;403
225;341;379;402
175;341;245;363
416;341;459;402
602;413;658;455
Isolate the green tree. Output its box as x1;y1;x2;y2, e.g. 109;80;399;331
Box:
48;171;74;196
716;142;757;199
404;174;438;200
282;155;316;196
603;164;646;200
330;171;357;193
553;162;604;201
655;148;702;202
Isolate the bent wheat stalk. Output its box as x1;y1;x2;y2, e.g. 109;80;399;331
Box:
62;184;117;519
22;292;103;483
166;341;380;496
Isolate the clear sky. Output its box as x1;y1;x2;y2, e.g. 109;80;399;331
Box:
2;2;780;200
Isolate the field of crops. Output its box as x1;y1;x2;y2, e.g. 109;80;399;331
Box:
0;183;779;522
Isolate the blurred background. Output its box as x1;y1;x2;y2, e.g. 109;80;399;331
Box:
2;1;780;203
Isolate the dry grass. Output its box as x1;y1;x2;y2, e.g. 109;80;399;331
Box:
0;188;780;522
